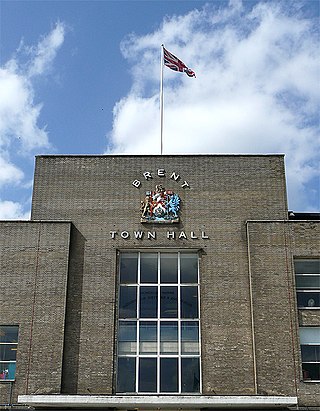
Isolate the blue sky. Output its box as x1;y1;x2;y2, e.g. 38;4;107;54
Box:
0;0;319;218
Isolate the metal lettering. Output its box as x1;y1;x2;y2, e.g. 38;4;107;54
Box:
143;171;153;180
157;169;165;177
181;180;190;189
110;231;117;239
134;231;144;239
178;231;187;239
190;231;198;239
167;231;175;239
147;231;156;239
132;179;141;188
201;231;209;239
121;231;130;239
170;172;180;181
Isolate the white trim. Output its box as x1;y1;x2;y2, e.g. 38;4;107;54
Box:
18;394;298;409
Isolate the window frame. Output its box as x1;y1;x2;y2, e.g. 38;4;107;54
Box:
0;325;19;382
299;327;320;382
294;259;320;309
116;250;202;394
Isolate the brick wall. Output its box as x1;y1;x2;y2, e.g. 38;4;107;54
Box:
0;221;71;404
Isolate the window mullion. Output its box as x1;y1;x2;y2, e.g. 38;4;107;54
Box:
157;252;161;393
179;254;182;396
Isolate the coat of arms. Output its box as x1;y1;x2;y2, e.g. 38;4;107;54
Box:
141;184;181;223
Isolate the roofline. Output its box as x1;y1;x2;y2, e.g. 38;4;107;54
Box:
35;153;285;159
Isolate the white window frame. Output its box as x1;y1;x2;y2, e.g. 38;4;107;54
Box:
117;250;202;394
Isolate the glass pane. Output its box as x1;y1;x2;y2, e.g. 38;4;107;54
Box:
0;326;19;343
160;287;178;318
302;363;320;380
0;363;16;380
181;322;199;355
296;275;320;289
139;358;157;392
297;292;320;308
301;345;320;362
300;327;320;344
140;322;157;355
119;286;137;318
180;254;198;283
160;322;178;354
181;358;200;393
181;286;199;318
295;260;320;274
117;357;136;392
160;358;178;392
0;345;17;361
160;254;178;283
118;321;136;355
120;253;138;284
141;253;158;283
140;287;158;318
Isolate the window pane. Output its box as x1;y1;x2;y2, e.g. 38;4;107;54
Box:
117;357;136;392
301;345;320;362
0;326;19;343
140;322;157;355
180;254;198;283
181;287;199;318
302;363;320;380
181;322;199;355
0;345;17;361
181;358;200;393
160;254;178;283
160;287;178;318
297;292;320;308
141;253;158;283
295;260;320;274
139;358;157;392
160;358;178;392
300;327;320;344
119;286;137;318
120;253;138;284
296;275;320;289
118;321;136;355
140;287;158;318
160;322;178;354
0;363;16;381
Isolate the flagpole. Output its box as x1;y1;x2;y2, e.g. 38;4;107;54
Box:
160;44;164;155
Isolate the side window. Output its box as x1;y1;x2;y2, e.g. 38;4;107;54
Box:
0;326;19;381
299;327;320;381
294;259;320;308
116;251;201;394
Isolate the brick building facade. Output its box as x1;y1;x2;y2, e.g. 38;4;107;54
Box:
0;155;319;410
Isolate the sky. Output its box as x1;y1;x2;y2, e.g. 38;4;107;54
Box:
0;0;319;219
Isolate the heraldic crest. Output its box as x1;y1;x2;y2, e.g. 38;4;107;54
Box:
141;184;181;223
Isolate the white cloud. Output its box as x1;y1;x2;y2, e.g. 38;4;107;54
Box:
0;22;65;219
109;1;319;211
0;200;30;220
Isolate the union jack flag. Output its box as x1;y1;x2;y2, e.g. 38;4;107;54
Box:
163;47;196;78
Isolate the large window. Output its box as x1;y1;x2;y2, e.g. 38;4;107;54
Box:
0;326;19;381
117;252;201;394
299;327;320;381
294;259;320;308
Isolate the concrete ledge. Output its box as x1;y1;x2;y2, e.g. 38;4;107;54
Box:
18;394;298;409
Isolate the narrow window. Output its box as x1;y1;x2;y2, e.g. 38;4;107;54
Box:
299;327;320;381
0;326;19;381
116;251;201;393
294;259;320;308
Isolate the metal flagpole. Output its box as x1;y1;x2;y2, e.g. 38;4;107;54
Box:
160;44;164;155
